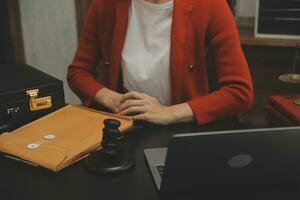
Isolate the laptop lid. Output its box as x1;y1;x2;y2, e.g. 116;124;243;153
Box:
146;127;300;198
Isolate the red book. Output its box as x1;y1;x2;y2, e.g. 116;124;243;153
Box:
265;104;297;126
268;95;300;125
265;114;286;127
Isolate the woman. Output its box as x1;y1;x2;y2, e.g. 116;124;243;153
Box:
67;0;253;125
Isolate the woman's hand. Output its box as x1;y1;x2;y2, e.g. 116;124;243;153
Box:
94;88;123;113
117;91;194;125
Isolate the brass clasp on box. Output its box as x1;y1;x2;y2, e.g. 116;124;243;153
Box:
26;89;52;111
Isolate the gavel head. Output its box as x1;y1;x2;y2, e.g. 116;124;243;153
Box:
104;119;121;129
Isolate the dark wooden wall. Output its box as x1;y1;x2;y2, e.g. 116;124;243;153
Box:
0;0;14;64
6;0;25;64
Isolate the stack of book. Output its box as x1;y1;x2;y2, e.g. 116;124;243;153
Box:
266;95;300;127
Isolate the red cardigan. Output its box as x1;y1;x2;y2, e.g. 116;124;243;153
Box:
68;0;254;125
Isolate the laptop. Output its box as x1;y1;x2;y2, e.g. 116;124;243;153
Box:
144;127;300;199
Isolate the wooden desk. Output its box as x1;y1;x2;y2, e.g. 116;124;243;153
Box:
0;122;298;200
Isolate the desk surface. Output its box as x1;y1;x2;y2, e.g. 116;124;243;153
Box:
0;122;299;200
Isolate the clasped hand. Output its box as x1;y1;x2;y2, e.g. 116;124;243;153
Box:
116;91;173;125
95;88;193;125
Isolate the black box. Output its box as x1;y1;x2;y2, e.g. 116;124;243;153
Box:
0;64;65;133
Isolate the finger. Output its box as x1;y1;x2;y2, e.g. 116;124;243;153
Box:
132;113;147;121
117;99;145;112
122;91;146;102
118;106;146;116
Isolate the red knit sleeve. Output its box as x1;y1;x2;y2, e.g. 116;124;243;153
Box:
187;0;254;124
67;0;104;107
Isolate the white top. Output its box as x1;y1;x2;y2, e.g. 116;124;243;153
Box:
121;0;173;105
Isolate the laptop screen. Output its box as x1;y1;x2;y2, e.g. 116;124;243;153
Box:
146;127;300;199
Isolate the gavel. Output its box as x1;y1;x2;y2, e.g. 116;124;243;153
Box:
84;119;137;174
